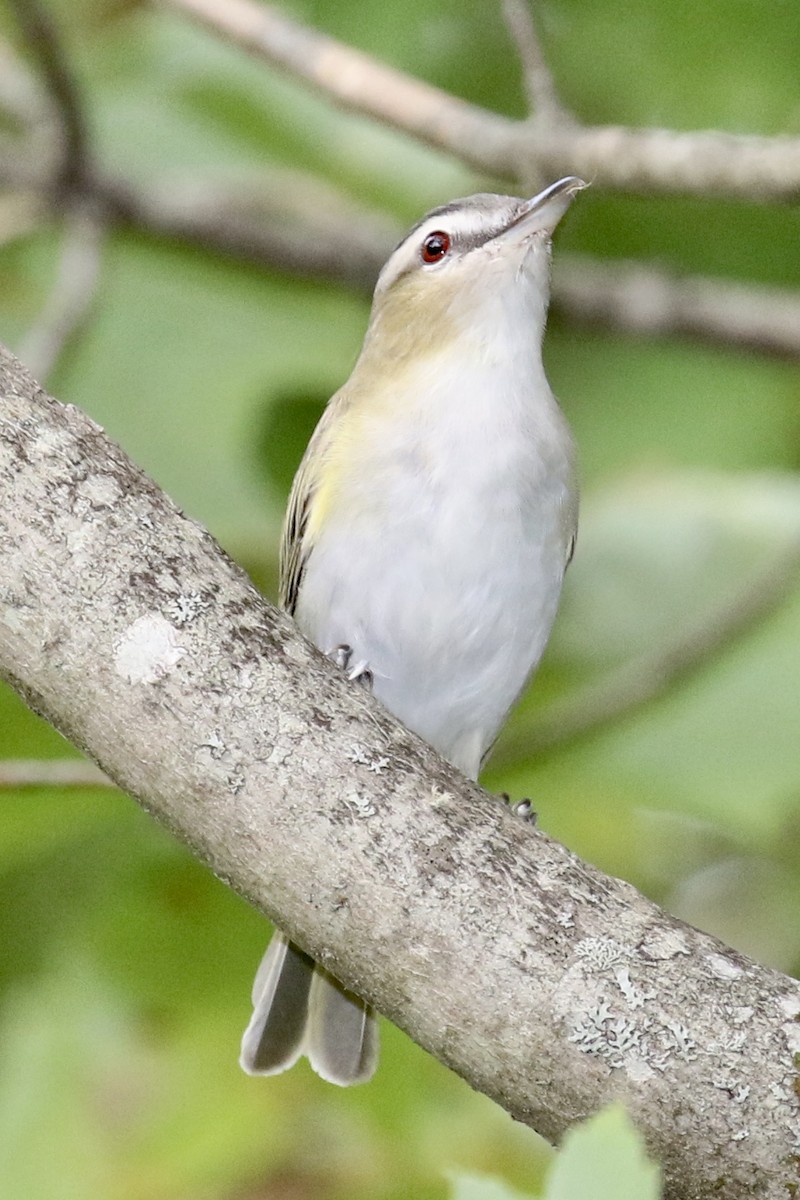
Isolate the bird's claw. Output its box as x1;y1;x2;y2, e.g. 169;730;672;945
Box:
498;792;537;825
330;643;373;690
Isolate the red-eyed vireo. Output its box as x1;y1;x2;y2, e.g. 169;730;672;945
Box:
240;176;586;1085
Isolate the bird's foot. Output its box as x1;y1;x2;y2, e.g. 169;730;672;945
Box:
498;792;537;826
330;643;374;690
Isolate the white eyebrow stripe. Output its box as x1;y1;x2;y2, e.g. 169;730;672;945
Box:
375;193;525;295
395;194;522;255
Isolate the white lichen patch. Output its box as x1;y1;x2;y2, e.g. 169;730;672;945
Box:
266;742;292;766
575;937;630;970
346;791;377;818
65;523;96;569
76;474;121;508
166;592;209;626
237;663;255;691
626;1054;657;1083
706;952;744;980
568;1002;643;1067
660;1018;698;1061
555;905;575;929
567;996;700;1077
615;966;656;1010
784;1019;800;1057
639;926;692;960
200;731;227;760
114;614;186;684
227;770;245;795
32;423;79;459
778;992;800;1021
346;744;390;774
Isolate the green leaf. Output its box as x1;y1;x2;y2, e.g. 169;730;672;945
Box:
542;1107;661;1200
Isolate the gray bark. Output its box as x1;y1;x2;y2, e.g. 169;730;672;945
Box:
0;343;798;1199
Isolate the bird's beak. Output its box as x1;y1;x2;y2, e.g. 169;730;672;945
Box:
501;176;587;240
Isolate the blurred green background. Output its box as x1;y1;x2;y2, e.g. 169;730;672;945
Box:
1;0;799;1196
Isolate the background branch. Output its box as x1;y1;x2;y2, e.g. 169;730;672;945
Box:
164;0;800;201
5;0;91;192
3;0;800;359
496;542;800;765
501;0;571;125
555;255;800;359
102;174;800;360
159;0;519;176
17;198;105;381
0;757;111;787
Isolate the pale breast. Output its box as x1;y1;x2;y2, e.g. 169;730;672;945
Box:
293;358;576;779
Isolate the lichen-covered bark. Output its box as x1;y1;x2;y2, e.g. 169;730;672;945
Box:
0;343;798;1199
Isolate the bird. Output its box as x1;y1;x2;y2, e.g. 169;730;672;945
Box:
240;176;585;1086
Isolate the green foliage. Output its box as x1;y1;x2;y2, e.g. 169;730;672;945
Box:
542;1106;660;1200
1;0;799;1196
448;1106;660;1200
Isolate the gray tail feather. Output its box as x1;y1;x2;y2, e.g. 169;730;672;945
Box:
307;965;379;1086
239;931;314;1075
239;930;379;1085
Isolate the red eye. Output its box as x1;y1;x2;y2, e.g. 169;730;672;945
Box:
421;230;451;263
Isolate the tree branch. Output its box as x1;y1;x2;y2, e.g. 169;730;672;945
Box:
103;173;800;360
163;0;800;202
100;171;394;293
159;0;518;176
6;0;91;192
555;255;800;359
5;135;800;359
1;343;799;1199
5;0;800;360
0;757;111;787
0;34;49;130
17;198;106;381
501;0;571;125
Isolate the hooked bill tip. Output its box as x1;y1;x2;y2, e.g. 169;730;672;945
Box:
526;176;588;210
506;175;587;238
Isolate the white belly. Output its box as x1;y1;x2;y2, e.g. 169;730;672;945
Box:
293;361;576;780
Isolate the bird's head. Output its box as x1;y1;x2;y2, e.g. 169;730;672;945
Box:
362;177;586;366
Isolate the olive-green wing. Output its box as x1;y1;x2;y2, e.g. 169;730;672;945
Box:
279;396;343;616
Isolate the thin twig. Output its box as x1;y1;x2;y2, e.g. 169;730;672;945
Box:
17;199;106;381
501;0;569;123
163;0;800;202
492;542;800;766
0;758;114;788
6;0;91;190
